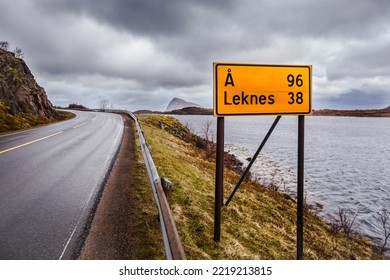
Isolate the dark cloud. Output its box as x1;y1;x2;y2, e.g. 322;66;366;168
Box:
266;0;390;38
1;0;390;110
36;0;235;36
318;89;390;110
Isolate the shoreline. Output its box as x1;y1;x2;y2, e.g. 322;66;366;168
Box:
138;114;386;259
170;114;389;256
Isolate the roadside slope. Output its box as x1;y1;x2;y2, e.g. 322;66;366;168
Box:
137;114;383;260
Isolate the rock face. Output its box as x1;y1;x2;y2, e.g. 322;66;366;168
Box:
0;49;55;119
165;97;202;112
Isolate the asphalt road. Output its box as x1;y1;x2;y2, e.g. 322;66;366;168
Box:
0;110;124;259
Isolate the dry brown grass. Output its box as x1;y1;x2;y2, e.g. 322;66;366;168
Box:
136;114;384;260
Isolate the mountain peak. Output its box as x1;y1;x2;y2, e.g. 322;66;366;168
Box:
165;97;202;112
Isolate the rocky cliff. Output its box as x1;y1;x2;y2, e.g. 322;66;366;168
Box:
0;49;55;119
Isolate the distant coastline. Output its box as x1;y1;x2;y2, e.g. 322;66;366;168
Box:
135;106;390;117
313;106;390;117
134;106;213;115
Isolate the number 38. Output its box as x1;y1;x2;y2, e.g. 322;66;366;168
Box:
288;92;303;104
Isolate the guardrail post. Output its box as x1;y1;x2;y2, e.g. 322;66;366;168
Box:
161;177;173;207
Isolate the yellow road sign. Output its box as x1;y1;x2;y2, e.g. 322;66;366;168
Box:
214;63;312;116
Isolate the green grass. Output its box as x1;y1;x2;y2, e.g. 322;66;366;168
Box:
54;110;75;122
131;121;166;259
0;102;75;133
136;114;384;260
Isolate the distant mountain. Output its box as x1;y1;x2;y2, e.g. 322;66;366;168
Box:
382;105;390;111
169;106;213;115
165;97;202;112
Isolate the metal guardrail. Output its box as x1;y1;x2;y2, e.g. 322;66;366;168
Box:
111;110;186;260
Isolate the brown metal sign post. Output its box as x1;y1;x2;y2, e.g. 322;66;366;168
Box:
214;117;224;242
297;115;305;260
213;62;312;259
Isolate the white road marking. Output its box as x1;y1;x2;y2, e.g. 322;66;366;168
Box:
0;131;64;155
72;121;90;129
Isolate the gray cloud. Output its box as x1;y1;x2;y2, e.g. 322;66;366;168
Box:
318;89;390;110
1;0;390;110
327;39;390;80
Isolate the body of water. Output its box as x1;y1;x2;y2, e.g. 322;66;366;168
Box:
173;115;390;243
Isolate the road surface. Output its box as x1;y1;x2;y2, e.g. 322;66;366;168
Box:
0;110;124;259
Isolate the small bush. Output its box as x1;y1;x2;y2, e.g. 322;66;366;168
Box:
0;101;37;132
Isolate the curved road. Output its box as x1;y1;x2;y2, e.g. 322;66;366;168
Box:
0;110;124;259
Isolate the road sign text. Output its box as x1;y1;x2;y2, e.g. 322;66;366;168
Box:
214;63;312;116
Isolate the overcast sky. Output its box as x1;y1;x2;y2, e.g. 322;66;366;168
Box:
1;0;390;111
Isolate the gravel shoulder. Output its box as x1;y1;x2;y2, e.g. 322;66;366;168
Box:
78;114;138;259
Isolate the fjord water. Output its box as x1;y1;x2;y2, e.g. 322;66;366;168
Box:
174;115;390;242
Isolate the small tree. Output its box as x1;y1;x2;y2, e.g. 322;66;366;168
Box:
330;207;359;236
202;119;214;142
202;119;215;156
0;41;10;51
14;47;24;59
378;209;390;254
98;99;109;111
339;207;359;236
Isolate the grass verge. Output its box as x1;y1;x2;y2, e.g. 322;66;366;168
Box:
137;114;384;260
131;119;166;259
0;102;75;133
